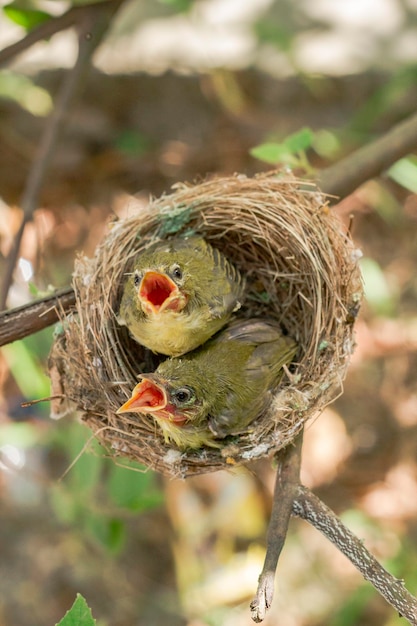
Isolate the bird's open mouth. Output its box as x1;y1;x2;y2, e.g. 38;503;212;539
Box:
117;378;167;413
117;378;188;426
138;271;187;314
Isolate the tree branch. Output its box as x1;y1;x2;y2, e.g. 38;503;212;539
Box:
2;92;417;341
0;0;122;68
0;0;124;310
292;485;417;625
318;110;417;199
250;434;303;622
0;287;75;346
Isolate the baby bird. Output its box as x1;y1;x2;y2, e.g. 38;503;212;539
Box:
118;236;246;356
117;319;298;450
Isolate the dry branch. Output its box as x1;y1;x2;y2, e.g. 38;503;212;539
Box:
0;0;123;68
0;0;125;309
250;434;303;622
318;110;417;199
0;287;75;346
293;485;417;625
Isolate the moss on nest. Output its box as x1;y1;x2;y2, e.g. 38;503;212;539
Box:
49;171;363;478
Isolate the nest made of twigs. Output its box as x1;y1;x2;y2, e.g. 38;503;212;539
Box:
49;171;363;478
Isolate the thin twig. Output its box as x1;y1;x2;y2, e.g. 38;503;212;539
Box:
318;110;417;199
293;485;417;626
250;433;303;623
0;0;121;68
0;1;124;310
0;287;75;346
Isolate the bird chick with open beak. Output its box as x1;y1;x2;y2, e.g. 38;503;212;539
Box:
118;236;246;356
117;319;298;450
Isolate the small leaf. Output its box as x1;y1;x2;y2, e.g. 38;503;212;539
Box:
282;127;314;153
250;142;293;165
56;594;96;626
387;156;417;193
3;6;51;31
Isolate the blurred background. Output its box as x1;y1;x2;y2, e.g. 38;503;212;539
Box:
1;0;417;624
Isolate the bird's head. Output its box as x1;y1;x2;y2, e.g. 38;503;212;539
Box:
134;262;188;315
117;374;200;426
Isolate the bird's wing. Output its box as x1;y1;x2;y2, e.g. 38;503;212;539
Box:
213;318;283;345
208;321;297;438
206;246;246;317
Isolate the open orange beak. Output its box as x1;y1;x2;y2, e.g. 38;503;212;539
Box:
117;377;189;426
138;271;187;314
117;377;167;414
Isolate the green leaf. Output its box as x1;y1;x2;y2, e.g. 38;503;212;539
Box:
387;155;417;193
282;127;314;153
56;593;96;626
3;5;51;31
250;142;293;165
312;128;341;158
250;128;314;165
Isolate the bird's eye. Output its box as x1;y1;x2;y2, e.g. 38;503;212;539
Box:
173;386;195;405
170;264;183;282
133;271;141;288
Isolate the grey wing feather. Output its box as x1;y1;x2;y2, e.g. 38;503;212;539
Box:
214;319;285;345
207;246;246;316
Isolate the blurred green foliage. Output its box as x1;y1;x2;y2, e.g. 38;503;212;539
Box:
0;70;52;116
3;4;51;30
50;421;163;552
388;156;417;194
360;257;398;317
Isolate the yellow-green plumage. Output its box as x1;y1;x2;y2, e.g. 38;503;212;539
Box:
121;319;298;450
118;236;246;356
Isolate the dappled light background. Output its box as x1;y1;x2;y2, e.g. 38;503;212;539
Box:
1;0;417;624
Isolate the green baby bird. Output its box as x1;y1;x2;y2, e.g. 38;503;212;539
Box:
118;236;246;356
117;319;298;450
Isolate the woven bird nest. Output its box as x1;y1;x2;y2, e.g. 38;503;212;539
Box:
49;172;363;478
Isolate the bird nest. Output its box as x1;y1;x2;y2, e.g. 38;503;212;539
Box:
49;172;363;478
